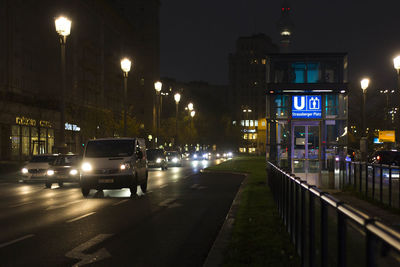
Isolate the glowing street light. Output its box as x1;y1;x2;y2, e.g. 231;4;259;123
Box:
174;93;181;147
360;78;369;91
188;102;194;111
121;58;132;136
54;16;72;153
393;56;400;72
154;81;162;147
190;110;195;118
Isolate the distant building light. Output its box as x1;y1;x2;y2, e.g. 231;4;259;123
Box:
312;90;333;93
65;123;80;132
340;90;346;93
281;31;291;36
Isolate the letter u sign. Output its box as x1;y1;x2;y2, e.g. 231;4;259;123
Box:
293;96;305;110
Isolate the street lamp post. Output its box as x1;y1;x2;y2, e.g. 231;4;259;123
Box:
55;16;71;153
154;81;162;147
174;93;181;147
120;58;132;137
393;56;400;143
360;78;369;162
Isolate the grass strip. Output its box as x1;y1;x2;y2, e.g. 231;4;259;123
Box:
207;156;300;266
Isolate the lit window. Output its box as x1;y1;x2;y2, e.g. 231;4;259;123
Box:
245;120;249;127
244;134;248;140
253;134;257;140
249;134;252;140
250;120;254;127
232;121;237;125
255;120;258;126
262;59;266;65
241;120;244;126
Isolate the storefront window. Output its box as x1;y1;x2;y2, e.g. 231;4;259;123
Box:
11;126;20;160
48;129;54;154
22;126;30;157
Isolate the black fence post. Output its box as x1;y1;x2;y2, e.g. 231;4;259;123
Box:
380;165;383;204
365;163;369;197
372;165;375;200
300;184;306;267
359;162;362;193
309;190;315;267
321;199;328;267
389;167;392;207
366;229;377;267
338;209;347;267
295;181;299;253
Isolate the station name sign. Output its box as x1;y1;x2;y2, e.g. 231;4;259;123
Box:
292;95;321;119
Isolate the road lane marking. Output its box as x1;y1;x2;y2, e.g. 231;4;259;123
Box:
9;201;34;208
46;199;84;210
66;234;113;266
112;199;130;206
190;184;199;189
0;234;35;249
159;198;175;206
66;212;96;223
159;184;168;189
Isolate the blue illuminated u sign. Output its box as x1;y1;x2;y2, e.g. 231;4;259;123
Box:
292;95;321;119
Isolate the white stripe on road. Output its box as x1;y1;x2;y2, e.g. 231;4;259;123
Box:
66;212;96;223
0;234;35;249
46;199;84;210
112;199;130;206
190;184;199;189
9;201;34;208
159;184;168;189
159;198;175;206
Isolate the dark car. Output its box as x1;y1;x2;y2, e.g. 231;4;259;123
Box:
147;148;168;170
166;151;182;167
45;154;81;188
370;150;400;166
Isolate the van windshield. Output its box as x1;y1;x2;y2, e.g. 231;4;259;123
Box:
85;140;134;158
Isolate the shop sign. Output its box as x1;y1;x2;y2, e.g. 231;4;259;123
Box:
292;95;321;119
65;123;81;132
379;130;395;143
15;117;52;128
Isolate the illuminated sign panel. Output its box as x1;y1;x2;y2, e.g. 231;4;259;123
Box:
292;95;321;119
379;131;395;143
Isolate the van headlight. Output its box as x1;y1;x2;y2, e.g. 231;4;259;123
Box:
81;162;92;172
120;163;131;170
22;168;28;174
47;170;55;176
156;158;162;163
172;157;178;163
69;169;78;175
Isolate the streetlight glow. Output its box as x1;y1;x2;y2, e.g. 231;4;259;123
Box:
188;102;194;111
55;16;71;37
394;56;400;70
154;81;162;92
174;93;181;103
360;78;369;91
120;58;132;73
190;111;195;118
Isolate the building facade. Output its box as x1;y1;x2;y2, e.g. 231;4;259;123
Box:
0;0;160;161
228;33;279;153
266;53;349;185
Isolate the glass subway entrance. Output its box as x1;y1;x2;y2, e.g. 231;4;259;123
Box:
292;122;320;184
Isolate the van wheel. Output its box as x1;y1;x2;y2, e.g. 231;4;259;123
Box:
45;182;52;188
58;182;64;187
81;187;90;197
140;175;148;193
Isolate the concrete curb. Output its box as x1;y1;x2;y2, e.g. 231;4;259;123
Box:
202;171;249;267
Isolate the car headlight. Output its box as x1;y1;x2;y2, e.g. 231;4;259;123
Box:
193;154;198;159
47;170;55;176
203;154;208;158
156;158;162;163
69;169;78;175
216;153;220;157
228;152;233;157
172;157;178;163
81;162;92;172
22;168;28;174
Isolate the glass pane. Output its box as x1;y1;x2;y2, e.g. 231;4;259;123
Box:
308;126;319;160
293;126;306;173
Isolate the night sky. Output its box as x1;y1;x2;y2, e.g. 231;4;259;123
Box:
160;0;400;92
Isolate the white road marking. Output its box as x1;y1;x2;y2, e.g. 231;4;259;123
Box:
0;234;35;249
198;186;207;190
112;199;130;206
66;212;96;223
168;203;182;209
159;198;175;206
65;234;113;267
190;184;199;189
159;184;168;189
9;201;34;208
46;199;83;210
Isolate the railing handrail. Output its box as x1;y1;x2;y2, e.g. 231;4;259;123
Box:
267;160;400;253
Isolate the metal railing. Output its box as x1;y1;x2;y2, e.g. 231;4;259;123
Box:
267;161;400;267
339;161;400;208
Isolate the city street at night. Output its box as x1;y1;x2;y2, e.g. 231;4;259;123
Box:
0;160;244;266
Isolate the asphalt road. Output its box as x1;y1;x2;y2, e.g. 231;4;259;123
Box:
0;159;244;266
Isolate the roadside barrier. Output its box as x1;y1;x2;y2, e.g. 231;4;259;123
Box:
341;161;400;209
267;161;400;267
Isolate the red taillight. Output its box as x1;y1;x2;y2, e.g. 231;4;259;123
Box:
377;155;381;162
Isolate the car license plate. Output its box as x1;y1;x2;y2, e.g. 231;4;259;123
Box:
99;178;114;183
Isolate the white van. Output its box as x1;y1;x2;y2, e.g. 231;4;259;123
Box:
79;138;148;197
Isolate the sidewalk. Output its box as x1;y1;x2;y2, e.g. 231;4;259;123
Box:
0;161;25;182
332;191;400;230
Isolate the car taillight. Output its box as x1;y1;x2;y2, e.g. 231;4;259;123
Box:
377;155;381;162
